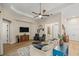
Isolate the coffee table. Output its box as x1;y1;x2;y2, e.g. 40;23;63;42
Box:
32;41;48;50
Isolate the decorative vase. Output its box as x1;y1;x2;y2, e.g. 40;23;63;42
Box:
63;35;69;42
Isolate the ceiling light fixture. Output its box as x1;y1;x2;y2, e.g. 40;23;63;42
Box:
32;3;50;19
39;15;42;18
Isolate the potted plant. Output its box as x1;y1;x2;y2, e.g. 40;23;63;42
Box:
58;34;64;46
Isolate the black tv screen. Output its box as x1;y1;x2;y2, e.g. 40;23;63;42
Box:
20;27;29;32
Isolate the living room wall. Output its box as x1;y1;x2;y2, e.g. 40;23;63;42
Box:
0;4;38;44
0;4;38;55
37;4;79;41
13;20;37;43
0;4;4;55
37;13;61;40
62;4;79;41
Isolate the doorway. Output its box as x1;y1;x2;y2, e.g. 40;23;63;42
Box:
45;23;59;40
66;18;79;41
2;20;10;44
52;23;59;39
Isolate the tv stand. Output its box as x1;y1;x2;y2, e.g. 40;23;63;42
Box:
19;35;29;42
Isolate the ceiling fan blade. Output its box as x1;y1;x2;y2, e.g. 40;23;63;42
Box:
42;15;49;16
32;12;38;15
34;16;38;18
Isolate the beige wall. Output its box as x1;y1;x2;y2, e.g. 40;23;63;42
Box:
0;4;38;55
0;4;4;55
62;4;79;41
0;4;38;44
1;3;79;55
12;20;37;43
36;13;61;40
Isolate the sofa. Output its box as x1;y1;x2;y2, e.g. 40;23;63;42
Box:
17;45;53;56
17;39;59;56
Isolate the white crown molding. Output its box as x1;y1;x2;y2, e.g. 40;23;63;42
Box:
9;3;74;19
10;5;34;18
47;3;74;15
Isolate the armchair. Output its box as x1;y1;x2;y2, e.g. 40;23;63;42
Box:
34;33;46;41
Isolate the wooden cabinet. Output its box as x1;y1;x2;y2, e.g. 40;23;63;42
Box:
19;35;29;42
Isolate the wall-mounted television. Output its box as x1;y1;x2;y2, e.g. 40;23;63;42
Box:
20;27;29;32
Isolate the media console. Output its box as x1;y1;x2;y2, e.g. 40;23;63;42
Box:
19;35;29;42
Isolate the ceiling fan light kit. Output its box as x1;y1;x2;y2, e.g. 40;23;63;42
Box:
32;3;51;19
39;15;42;18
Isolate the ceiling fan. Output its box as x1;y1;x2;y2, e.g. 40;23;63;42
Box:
32;3;50;19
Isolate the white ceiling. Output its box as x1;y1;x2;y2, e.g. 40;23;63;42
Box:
2;3;73;19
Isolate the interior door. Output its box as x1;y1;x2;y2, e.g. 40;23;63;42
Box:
45;24;53;40
2;22;9;44
45;23;59;40
52;23;59;39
